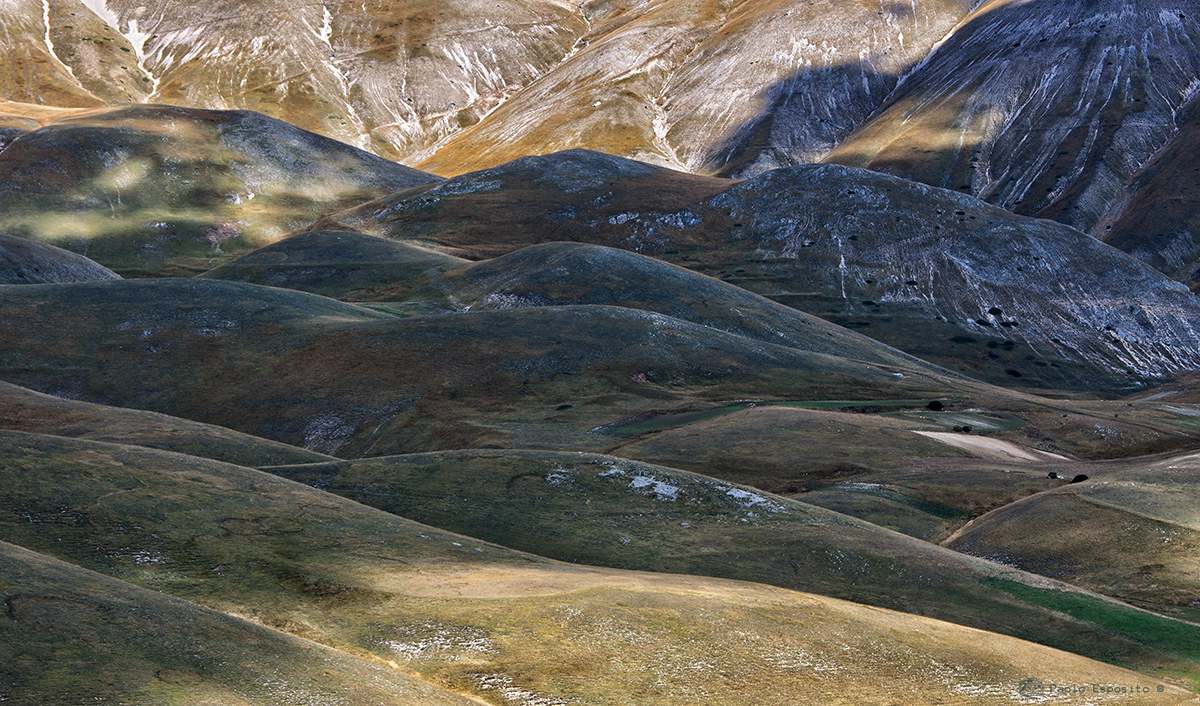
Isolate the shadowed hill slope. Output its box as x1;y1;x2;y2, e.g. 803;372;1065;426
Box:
607;403;975;487
221;236;953;372
0;278;966;456
0;379;332;467
1;430;1196;702
329;151;1200;388
199;230;467;300
0;541;480;706
0;104;440;276
0;232;118;284
419;242;949;371
1102;97;1200;290
329;149;737;241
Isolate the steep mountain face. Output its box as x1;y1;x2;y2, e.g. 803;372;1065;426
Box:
329;150;1200;387
0;104;438;275
0;0;148;107
1102;96;1200;289
825;0;1200;239
0;0;983;172
415;0;981;174
0;0;586;159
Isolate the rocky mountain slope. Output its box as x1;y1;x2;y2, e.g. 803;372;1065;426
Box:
825;0;1200;230
1102;96;1200;289
0;0;979;172
327;150;1200;388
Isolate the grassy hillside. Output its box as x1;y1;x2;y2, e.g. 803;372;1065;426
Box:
412;241;950;371
0;105;439;276
0;430;1195;703
0;232;118;284
327;151;1200;389
0;541;479;706
265;446;1200;680
199;230;467;301
947;449;1200;612
0;379;332;466
0;279;968;456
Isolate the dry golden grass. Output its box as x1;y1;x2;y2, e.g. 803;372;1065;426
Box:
1;430;1195;704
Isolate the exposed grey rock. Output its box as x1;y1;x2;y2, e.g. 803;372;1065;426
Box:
827;0;1200;238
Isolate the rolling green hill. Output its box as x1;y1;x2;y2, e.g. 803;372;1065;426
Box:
0;105;439;276
1;430;1195;702
200;230;466;301
0;278;968;456
327;151;1200;389
0;379;332;466
947;449;1200;613
264;446;1200;680
0;541;480;706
